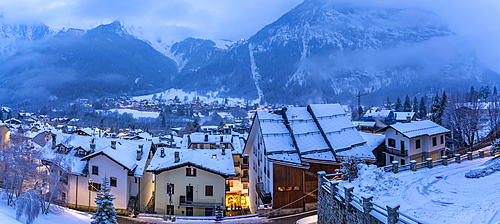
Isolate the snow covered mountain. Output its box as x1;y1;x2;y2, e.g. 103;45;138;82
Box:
175;0;500;104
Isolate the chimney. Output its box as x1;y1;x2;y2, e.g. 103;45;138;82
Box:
136;149;141;161
111;141;116;149
160;148;165;158
406;116;411;123
204;134;209;142
90;143;96;153
174;151;180;163
51;134;56;149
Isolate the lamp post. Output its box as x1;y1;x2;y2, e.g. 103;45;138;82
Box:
88;178;92;214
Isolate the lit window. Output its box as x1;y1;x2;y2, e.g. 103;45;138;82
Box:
212;154;217;159
186;168;196;177
277;187;285;192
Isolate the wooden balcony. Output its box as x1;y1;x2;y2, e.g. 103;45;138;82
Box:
383;147;408;157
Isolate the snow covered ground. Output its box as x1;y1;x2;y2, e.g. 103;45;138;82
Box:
340;155;500;224
0;201;91;224
122;215;269;223
110;109;160;118
132;88;259;106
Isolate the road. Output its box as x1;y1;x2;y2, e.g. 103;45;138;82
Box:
116;210;317;224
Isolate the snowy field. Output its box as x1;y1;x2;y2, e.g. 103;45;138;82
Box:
340;154;500;224
0;201;91;224
110;109;160;118
132;88;259;106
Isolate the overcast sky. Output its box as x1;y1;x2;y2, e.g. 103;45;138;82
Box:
1;0;500;72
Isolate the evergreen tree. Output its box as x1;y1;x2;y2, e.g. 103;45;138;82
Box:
91;176;117;224
412;96;419;113
403;95;412;112
430;93;442;124
494;86;498;96
439;91;447;121
395;97;402;111
419;97;427;118
468;86;477;102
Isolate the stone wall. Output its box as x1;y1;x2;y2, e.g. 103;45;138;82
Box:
317;171;384;224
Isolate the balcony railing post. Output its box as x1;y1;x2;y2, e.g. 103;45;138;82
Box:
426;158;433;168
344;187;354;209
387;205;400;224
467;152;473;160
362;196;373;214
455;154;461;164
392;161;399;173
442;156;448;166
331;182;339;197
479;150;484;158
410;160;417;171
318;171;326;191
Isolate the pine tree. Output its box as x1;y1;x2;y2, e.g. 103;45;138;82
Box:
91;177;117;224
430;93;442;124
403;95;412;112
439;91;447;122
412;96;419;113
491;139;500;154
494;86;498;96
395;97;402;111
419;97;427;118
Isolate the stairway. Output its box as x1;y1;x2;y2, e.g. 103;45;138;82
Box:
145;193;155;213
127;196;137;212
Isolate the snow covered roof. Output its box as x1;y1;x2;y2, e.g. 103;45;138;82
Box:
360;132;385;151
147;147;235;177
256;104;376;164
381;120;449;138
394;112;417;121
40;133;153;177
364;110;392;117
181;132;246;155
352;121;376;127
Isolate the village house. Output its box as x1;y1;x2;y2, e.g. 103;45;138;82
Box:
40;134;156;214
147;146;235;216
379;120;449;165
361;109;396;125
244;104;376;215
181;132;250;214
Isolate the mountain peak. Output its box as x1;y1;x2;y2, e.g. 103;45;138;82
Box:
92;20;125;35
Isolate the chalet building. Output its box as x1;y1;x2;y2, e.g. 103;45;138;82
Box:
0;123;9;148
181;132;250;212
352;121;377;133
379;120;449;165
40;134;156;214
394;112;419;123
147;147;235;216
244;104;376;215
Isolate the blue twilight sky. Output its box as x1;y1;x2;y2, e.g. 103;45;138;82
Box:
1;0;500;72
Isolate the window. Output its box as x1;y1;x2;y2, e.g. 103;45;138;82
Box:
167;183;174;194
401;141;405;151
205;185;213;196
390;156;394;163
388;138;396;148
186;168;196;177
277;187;285;192
88;182;101;192
243;183;248;189
61;192;66;201
186;207;193;216
440;135;444;144
243;158;248;164
293;186;300;191
229;181;234;187
167;205;174;215
205;208;214;216
243;170;248;177
401;159;405;165
92;166;98;175
110;177;117;187
416;139;421;149
432;137;437;146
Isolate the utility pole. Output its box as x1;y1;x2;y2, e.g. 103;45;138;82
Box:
356;91;369;120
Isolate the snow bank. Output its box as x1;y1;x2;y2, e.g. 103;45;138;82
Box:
465;156;500;178
0;201;91;224
338;156;500;224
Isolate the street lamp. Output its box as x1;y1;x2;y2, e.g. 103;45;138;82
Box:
88;178;92;214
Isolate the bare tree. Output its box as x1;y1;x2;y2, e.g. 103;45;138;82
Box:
488;94;500;138
36;154;71;214
444;92;482;151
